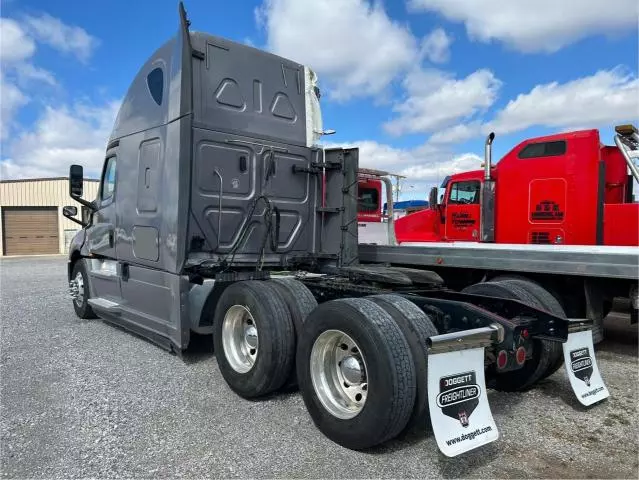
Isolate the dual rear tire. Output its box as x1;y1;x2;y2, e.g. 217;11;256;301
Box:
212;280;439;450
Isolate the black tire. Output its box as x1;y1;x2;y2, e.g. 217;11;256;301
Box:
269;278;318;334
268;278;318;388
71;260;98;319
461;281;556;392
213;280;295;399
366;294;438;432
296;297;416;450
490;275;564;313
493;278;566;379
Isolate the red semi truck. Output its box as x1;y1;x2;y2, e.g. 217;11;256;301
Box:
394;125;639;247
356;126;639;342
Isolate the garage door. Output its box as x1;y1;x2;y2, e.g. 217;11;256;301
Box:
2;207;59;255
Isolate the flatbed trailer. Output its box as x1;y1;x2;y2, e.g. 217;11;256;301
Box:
358;241;638;344
360;242;639;280
61;2;612;459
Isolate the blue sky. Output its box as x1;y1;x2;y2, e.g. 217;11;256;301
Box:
1;0;637;199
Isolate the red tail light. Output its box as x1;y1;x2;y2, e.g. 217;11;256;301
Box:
497;350;508;369
516;346;527;365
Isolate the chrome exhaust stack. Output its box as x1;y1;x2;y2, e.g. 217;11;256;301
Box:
484;132;495;180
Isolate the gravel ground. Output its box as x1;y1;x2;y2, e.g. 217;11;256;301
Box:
1;256;637;479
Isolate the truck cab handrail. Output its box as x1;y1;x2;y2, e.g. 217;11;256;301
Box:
614;124;639;182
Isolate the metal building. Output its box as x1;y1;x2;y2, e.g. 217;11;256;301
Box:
0;178;99;256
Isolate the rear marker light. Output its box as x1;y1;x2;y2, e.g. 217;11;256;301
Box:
497;350;508;369
516;346;527;365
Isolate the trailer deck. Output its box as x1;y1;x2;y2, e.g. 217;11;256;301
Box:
359;242;639;280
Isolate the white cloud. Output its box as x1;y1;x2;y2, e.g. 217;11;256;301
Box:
399;152;481;181
0;72;29;141
23;13;99;63
255;0;419;100
322;138;482;194
1;100;120;179
486;67;639;135
14;62;57;86
420;28;452;63
0;17;36;63
428;122;480;144
324;139;423;171
384;68;501;136
0;13;97;143
408;0;638;53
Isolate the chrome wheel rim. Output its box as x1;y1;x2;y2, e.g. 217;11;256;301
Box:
74;272;84;306
222;305;258;373
310;329;368;420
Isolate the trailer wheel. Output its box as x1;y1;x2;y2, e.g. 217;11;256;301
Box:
297;297;416;450
269;278;318;388
70;260;98;319
367;294;438;432
492;278;566;380
461;281;556;391
213;281;295;398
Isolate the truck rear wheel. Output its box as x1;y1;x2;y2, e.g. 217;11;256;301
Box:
296;297;416;450
492;278;566;380
268;278;318;388
269;278;317;334
461;281;557;392
213;281;295;398
367;294;438;432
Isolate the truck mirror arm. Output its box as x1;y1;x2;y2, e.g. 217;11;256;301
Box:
62;205;86;227
70;193;96;213
65;215;85;227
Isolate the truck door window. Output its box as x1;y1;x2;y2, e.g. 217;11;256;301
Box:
100;156;117;201
358;187;379;213
449;181;480;205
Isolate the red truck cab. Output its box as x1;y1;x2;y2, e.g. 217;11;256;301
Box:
357;179;382;223
395;126;639;247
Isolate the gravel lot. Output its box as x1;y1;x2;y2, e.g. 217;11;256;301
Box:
1;256;638;479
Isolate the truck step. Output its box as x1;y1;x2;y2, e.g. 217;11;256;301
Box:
88;298;122;313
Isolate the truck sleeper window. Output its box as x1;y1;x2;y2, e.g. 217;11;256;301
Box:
518;140;566;159
449;181;480;205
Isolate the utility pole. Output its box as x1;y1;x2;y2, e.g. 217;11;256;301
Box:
389;173;406;203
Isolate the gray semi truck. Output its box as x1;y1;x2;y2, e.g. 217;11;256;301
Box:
62;3;610;457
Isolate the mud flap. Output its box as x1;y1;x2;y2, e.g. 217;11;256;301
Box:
427;326;500;457
563;327;609;406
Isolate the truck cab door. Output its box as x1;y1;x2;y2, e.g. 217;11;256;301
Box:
444;180;481;241
87;154;117;257
84;153;121;300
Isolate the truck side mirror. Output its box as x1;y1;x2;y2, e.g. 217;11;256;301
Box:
428;187;438;209
69;165;84;197
63;205;84;226
63;206;77;217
